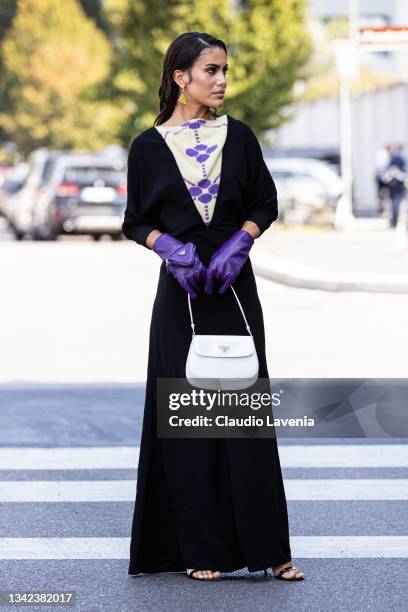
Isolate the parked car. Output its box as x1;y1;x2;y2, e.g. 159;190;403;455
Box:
264;157;344;225
32;153;127;240
263;146;341;174
0;165;18;191
0;162;30;221
6;149;63;239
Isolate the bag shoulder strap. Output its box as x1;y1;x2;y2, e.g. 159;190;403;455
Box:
187;284;253;337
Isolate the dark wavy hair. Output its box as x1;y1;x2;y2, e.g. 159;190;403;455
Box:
153;32;228;127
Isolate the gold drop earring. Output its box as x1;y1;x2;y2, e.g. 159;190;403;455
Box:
178;86;187;105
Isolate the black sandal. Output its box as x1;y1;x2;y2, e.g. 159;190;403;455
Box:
187;569;222;581
271;565;304;581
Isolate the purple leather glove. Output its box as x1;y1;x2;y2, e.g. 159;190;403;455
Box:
204;229;254;294
152;233;206;299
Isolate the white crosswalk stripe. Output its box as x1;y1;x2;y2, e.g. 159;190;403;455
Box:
0;536;407;560
1;479;408;502
0;444;407;470
1;444;407;560
0;446;140;470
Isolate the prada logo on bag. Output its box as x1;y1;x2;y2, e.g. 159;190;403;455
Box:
218;345;230;353
178;248;186;255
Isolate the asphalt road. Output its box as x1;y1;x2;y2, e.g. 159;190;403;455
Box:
0;386;407;612
0;226;407;611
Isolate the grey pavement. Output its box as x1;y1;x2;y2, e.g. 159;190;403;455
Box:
0;224;407;610
254;219;408;292
0;385;408;612
0;385;407;612
2;237;408;382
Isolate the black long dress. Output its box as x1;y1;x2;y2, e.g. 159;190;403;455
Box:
123;114;292;574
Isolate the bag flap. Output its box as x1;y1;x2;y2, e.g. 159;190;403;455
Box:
167;242;195;266
192;335;255;358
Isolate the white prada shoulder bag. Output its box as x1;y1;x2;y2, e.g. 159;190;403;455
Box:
185;284;259;390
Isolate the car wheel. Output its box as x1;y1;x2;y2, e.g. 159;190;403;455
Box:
13;230;26;241
35;226;57;241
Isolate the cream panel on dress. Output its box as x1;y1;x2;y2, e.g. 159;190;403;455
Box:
155;114;228;226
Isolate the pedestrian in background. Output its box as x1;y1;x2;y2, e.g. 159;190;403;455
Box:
374;143;392;215
383;144;406;228
122;31;304;582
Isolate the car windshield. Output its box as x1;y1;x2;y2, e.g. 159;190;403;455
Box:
3;176;25;192
63;165;126;186
3;165;29;192
270;169;319;181
267;161;339;183
42;158;58;184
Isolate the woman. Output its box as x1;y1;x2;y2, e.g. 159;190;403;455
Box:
123;31;304;582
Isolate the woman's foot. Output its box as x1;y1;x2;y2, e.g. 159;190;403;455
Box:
186;568;221;580
272;561;304;580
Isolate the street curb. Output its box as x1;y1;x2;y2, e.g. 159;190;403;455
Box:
251;252;408;294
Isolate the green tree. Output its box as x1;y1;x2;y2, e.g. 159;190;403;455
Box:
102;0;311;143
0;0;122;154
0;0;108;37
0;0;17;143
101;0;183;143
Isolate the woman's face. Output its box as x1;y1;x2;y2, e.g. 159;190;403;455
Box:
176;47;228;109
